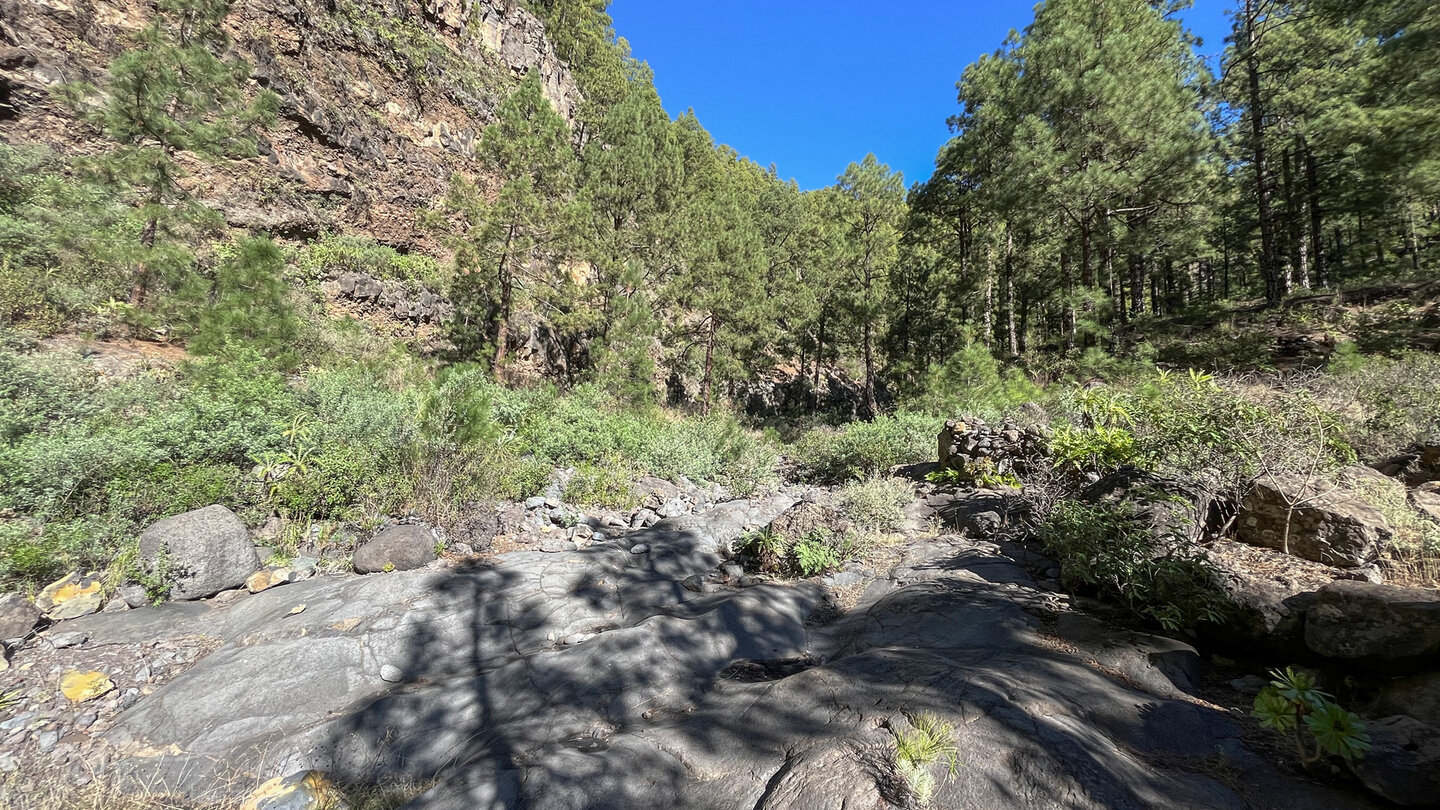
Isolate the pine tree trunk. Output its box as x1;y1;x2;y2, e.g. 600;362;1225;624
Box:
1005;232;1018;356
1244;2;1283;304
701;316;717;416
493;223;518;371
1306;148;1327;287
983;275;995;349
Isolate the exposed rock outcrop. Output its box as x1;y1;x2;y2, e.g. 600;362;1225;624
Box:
0;0;582;252
0;494;1380;809
1305;580;1440;665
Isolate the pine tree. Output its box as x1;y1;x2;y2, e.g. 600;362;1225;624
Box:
830;154;905;419
189;236;300;361
60;0;277;305
576;67;682;401
441;70;578;372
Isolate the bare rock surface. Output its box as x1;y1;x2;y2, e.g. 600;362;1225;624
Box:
0;493;1388;809
1305;580;1440;665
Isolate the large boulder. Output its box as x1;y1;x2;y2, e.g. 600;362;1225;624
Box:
352;524;437;574
139;506;259;601
0;592;39;640
1305;580;1440;664
1349;715;1440;807
1203;541;1326;653
1237;474;1391;568
1375;672;1440;728
1080;466;1217;542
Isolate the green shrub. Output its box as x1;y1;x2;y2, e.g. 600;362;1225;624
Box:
1049;423;1138;474
296;233;447;290
792;412;936;484
793;532;843;577
1038;499;1227;632
838;476;911;531
565;457;639;509
906;340;1042;420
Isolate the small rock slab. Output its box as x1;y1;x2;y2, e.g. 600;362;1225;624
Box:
36;571;105;621
60;670;115;703
353;524;436;574
240;770;350;810
1305;580;1440;664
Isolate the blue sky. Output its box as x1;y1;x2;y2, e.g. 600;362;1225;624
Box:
607;0;1234;190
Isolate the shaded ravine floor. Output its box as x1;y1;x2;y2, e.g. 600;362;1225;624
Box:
35;494;1383;809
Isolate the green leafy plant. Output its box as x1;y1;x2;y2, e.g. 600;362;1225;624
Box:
793;533;843;577
891;712;961;805
740;527;792;574
1253;667;1370;766
924;467;966;486
1049;423;1138;474
1038;500;1227;632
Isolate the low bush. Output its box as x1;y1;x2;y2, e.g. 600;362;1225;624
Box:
791;412;936;484
564;456;639;510
838;476;912;532
1038;499;1227;632
296;233;448;291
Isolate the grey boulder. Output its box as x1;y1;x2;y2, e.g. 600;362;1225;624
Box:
353;524;437;574
1238;474;1391;568
1305;580;1440;664
0;593;38;640
1349;715;1440;807
139;506;258;601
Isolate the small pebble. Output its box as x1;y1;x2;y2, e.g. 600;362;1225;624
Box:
629;544;650;555
380;664;404;683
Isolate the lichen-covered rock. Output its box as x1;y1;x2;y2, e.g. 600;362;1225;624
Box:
35;571;105;620
139;506;259;601
240;770;350;810
60;670;115;703
352;524;437;573
1305;580;1440;664
1237;474;1391;568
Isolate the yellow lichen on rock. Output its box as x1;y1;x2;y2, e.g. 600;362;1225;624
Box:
36;572;105;620
60;670;115;703
240;770;349;810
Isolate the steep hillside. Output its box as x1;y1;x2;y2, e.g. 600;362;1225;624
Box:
1;0;580;250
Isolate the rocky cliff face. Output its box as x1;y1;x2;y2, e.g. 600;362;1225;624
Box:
0;0;581;251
